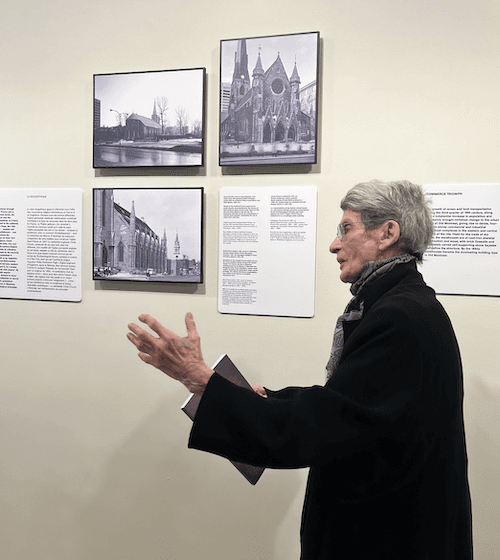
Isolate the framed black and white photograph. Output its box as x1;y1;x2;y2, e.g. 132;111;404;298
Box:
93;187;203;283
93;68;205;168
219;31;319;167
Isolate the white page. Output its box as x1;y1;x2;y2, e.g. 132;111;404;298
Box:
421;184;500;296
218;186;317;317
0;188;82;302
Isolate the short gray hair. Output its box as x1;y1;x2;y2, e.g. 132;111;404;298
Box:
341;180;434;262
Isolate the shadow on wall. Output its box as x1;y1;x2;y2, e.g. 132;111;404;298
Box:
465;376;500;557
79;393;302;560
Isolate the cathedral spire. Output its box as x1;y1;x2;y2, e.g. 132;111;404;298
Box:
232;39;250;81
152;99;160;125
174;230;180;257
290;58;301;84
253;46;264;77
229;39;251;117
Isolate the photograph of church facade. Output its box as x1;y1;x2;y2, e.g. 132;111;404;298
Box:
93;68;205;168
219;32;319;166
123;112;162;141
93;188;202;283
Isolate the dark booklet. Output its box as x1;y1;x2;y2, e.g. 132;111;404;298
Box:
182;354;265;485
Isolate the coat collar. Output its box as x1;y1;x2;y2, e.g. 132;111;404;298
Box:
356;260;423;314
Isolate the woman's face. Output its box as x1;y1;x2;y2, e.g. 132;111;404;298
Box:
329;209;388;283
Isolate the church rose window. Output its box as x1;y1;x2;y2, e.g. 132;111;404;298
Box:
271;78;284;94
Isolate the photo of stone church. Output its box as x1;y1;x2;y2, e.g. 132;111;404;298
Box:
219;32;319;166
93;68;205;168
93;188;203;283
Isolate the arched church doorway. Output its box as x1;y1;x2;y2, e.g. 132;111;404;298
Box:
263;122;272;143
275;122;286;142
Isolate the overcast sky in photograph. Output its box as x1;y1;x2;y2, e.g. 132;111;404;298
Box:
220;32;319;87
95;68;204;128
111;188;202;260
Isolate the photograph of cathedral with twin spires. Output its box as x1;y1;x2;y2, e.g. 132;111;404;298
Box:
219;31;319;166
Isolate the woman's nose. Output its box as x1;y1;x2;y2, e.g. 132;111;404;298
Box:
330;237;341;253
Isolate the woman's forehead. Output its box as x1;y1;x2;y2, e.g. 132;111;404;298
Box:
340;208;362;223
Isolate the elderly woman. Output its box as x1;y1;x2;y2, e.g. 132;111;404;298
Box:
128;180;472;560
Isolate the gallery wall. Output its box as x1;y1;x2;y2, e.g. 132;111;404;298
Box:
1;0;499;559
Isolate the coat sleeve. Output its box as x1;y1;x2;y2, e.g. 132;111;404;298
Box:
189;373;371;469
189;301;447;492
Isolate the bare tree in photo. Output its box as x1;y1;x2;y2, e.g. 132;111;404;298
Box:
110;110;126;127
192;119;202;138
175;106;189;136
155;96;169;134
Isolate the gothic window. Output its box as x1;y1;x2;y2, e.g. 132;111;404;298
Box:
118;241;124;262
263;122;272;143
240;84;245;95
240;120;248;134
276;122;286;142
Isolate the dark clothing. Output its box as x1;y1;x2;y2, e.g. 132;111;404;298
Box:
189;261;473;559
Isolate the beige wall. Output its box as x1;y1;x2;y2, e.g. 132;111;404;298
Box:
1;0;499;558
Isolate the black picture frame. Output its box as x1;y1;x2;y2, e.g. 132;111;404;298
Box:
219;31;320;167
93;187;203;283
93;68;206;169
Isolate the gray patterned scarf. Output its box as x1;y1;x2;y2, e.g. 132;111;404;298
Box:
325;254;416;381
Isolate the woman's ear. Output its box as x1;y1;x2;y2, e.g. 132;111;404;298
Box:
379;220;401;251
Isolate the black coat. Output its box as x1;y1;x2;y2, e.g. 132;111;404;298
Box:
189;262;473;559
